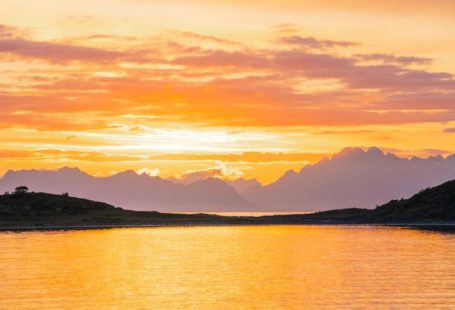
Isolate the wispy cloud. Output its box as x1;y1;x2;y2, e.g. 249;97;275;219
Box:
278;35;358;49
356;53;432;65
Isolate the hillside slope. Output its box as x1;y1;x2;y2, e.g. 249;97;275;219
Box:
367;179;455;222
306;178;455;223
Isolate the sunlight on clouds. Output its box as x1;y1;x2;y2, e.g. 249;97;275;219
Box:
180;161;244;180
136;167;160;176
73;128;287;153
0;0;454;182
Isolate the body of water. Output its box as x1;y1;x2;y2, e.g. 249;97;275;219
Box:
178;211;310;216
1;225;455;309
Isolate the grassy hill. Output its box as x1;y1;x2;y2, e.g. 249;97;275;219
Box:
366;179;455;222
0;191;255;228
0;191;116;217
307;179;455;223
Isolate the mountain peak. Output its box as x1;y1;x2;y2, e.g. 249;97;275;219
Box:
58;167;83;174
366;147;384;156
2;169;16;177
332;147;386;161
58;166;80;171
282;169;299;179
332;147;365;159
112;170;138;178
191;177;225;187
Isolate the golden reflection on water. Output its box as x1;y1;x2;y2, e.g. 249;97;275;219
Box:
1;225;455;309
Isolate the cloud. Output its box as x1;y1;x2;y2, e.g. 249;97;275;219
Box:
379;147;454;158
179;162;243;184
0;149;327;164
150;152;327;163
0;24;27;39
3;73;454;129
443;128;455;133
272;50;455;91
0;38;132;63
270;23;300;34
136;168;160;176
0;24;152;64
278;35;358;49
374;91;455;110
21;150;145;162
0;112;107;131
356;53;431;65
0;150;33;158
1;24;454;129
172;48;455;92
172;50;269;67
176;31;242;46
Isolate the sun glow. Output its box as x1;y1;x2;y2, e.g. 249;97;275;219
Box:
0;0;454;183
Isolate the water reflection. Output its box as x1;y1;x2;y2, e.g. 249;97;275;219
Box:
1;226;455;309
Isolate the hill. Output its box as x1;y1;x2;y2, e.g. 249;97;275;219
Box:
0;190;258;228
304;178;455;223
366;179;455;222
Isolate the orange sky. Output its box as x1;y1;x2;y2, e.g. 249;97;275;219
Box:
1;0;455;183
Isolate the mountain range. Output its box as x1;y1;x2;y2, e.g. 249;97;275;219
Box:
0;168;253;212
1;147;455;212
243;147;455;211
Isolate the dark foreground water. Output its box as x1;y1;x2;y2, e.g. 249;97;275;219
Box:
1;225;455;309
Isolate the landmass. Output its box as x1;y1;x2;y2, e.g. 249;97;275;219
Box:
1;179;455;231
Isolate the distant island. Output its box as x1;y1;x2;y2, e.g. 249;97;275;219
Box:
1;179;455;231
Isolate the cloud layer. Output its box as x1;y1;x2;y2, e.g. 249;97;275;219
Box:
0;18;454;182
1;23;454;132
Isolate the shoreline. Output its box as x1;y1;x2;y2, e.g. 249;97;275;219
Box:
2;221;455;232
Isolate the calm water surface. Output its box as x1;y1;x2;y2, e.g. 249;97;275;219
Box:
1;225;455;309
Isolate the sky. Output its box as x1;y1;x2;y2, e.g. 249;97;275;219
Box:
1;0;455;183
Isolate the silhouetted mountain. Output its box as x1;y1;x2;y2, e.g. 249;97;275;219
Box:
3;147;455;213
243;147;455;211
0;168;254;212
167;172;262;195
2;179;455;230
223;178;262;194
